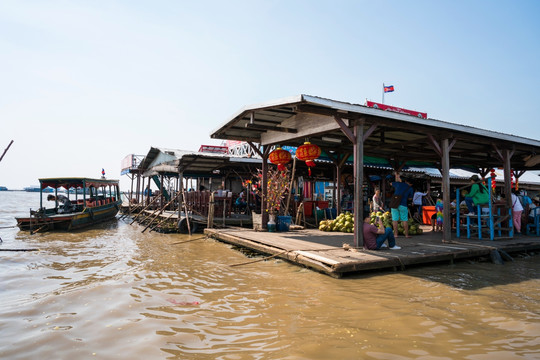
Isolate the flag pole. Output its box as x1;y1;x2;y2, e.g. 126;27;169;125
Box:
382;83;385;104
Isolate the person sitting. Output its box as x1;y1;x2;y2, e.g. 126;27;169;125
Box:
235;190;247;212
362;213;401;250
464;175;489;215
528;197;540;222
47;194;72;213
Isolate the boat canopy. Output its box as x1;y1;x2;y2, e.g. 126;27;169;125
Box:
39;177;119;190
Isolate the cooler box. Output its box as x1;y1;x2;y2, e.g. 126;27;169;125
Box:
325;208;337;219
317;201;329;209
276;215;292;232
303;201;315;217
315;209;325;220
422;206;436;225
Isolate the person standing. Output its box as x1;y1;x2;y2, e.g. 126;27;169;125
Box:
435;197;443;232
372;188;385;212
390;173;414;238
412;189;427;220
511;189;524;235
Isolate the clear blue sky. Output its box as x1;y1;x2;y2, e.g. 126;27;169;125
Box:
1;0;539;190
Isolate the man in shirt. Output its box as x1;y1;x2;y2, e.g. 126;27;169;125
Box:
413;190;427;220
47;194;72;213
362;213;401;250
391;172;414;238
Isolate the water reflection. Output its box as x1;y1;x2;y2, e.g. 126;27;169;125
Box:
0;191;539;359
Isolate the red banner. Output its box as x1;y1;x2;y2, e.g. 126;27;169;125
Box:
365;101;427;119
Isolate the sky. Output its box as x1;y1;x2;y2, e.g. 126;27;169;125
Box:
1;0;539;190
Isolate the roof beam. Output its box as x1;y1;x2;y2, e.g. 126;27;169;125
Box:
260;113;347;145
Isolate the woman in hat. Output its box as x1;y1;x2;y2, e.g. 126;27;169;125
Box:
464;175;490;215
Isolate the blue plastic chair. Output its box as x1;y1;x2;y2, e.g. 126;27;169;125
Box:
457;178;512;240
526;207;540;236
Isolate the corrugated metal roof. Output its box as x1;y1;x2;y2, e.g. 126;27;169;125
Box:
210;94;540;171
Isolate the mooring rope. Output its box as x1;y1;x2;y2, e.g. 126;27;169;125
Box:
169;236;207;245
0;248;39;252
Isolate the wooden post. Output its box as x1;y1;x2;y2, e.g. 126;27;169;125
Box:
261;149;269;229
136;172;141;205
332;165;337;210
336;164;341;215
129;173;134;214
207;192;215;229
441;138;452;242
159;174;164;209
285;156;297;216
178;172;184;219
353;120;364;248
503;149;513;234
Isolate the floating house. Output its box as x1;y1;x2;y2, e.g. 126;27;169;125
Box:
209;94;540;245
121;146;265;232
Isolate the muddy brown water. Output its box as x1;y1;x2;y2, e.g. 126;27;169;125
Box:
1;191;539;359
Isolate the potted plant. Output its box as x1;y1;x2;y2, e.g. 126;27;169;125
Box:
255;167;291;231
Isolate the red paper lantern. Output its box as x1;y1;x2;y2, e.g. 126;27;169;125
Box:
296;142;321;176
490;168;496;190
510;169;515;189
269;148;292;171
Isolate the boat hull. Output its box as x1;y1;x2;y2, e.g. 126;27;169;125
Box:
16;202;120;232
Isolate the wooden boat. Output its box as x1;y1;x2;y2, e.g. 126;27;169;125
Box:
16;177;121;232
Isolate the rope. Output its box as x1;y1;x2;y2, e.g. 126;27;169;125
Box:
0;248;39;252
170;236;207;245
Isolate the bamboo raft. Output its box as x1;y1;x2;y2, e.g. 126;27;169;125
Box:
204;227;540;278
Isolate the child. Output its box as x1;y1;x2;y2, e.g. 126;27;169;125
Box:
435;198;443;232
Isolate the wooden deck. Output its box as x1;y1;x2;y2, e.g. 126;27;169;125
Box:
204;227;540;277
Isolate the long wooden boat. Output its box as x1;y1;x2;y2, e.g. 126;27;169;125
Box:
16;177;121;232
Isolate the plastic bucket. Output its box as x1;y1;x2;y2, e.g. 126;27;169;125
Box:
276;215;292;232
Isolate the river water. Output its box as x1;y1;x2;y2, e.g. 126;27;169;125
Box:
1;191;539;359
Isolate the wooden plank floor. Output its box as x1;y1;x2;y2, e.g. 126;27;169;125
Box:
204;227;540;277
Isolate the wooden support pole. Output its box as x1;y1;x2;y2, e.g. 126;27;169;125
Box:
207;192;215;229
285;156;297;216
353;120;364;248
503;149;513;234
141;192;181;233
261;147;270;229
332;165;337;211
336;162;342;215
136;173;142;205
129;194;161;224
441;138;452;242
178;172;184;219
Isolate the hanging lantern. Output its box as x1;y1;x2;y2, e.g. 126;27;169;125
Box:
510;169;515;189
268;147;292;171
296;142;321;176
490;168;496;190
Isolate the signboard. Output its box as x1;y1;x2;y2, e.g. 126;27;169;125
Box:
199;145;228;154
121;154;134;172
365;100;427;119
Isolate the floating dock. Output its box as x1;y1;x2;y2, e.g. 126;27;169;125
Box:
204;227;540;277
130;210;252;233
